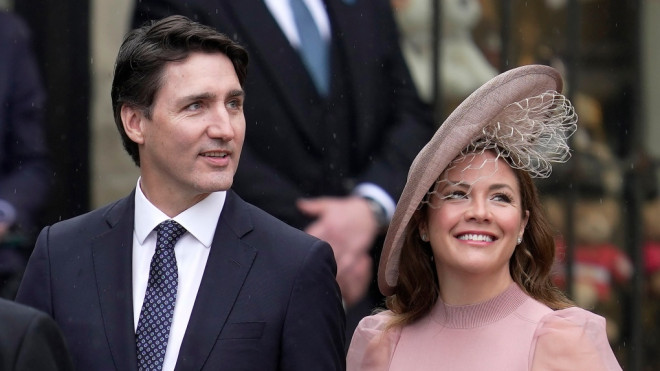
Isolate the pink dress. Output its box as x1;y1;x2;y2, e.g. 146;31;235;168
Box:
347;283;621;371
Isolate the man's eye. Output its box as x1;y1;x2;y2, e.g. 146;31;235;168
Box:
227;99;242;109
186;102;202;111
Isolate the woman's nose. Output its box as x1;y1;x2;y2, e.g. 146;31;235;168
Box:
465;198;491;222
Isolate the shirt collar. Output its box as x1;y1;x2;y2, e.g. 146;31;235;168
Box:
133;178;226;247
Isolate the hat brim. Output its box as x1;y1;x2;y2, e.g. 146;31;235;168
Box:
378;64;563;296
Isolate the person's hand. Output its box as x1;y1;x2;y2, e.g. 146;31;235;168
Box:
297;196;380;306
336;251;373;307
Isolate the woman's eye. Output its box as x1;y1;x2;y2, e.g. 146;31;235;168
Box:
442;190;467;200
492;193;512;203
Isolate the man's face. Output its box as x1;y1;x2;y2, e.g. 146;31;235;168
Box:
128;52;245;210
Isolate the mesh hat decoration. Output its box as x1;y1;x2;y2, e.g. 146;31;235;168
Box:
378;64;578;296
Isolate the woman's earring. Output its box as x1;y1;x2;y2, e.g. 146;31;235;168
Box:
516;237;522;245
421;233;428;242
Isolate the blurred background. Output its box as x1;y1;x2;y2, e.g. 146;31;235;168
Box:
2;0;659;369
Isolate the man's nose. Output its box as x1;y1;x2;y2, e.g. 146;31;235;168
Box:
207;105;235;140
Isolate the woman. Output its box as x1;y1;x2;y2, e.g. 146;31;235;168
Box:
347;65;622;370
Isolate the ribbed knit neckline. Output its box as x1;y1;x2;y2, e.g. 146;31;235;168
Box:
430;282;529;328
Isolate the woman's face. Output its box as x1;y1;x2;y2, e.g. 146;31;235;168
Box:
420;150;529;282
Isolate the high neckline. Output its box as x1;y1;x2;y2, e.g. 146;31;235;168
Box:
430;282;529;328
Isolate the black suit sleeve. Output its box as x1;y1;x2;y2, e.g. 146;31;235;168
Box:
281;240;346;371
0;298;72;371
15;227;54;315
14;310;74;371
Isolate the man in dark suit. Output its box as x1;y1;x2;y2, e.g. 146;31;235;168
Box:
16;15;345;371
0;298;73;371
133;0;434;339
0;11;50;298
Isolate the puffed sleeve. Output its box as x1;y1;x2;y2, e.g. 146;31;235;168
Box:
347;311;401;371
530;307;622;371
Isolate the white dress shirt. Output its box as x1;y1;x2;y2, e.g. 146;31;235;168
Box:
132;179;225;371
264;0;331;47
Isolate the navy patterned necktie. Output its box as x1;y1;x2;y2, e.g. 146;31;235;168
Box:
290;0;329;96
136;220;186;371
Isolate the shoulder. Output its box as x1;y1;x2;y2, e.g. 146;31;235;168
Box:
530;307;622;370
0;299;73;370
0;298;59;339
514;294;554;322
538;306;606;328
0;298;41;324
355;310;394;332
534;306;610;345
234;193;321;248
347;311;401;371
228;191;335;271
46;195;130;236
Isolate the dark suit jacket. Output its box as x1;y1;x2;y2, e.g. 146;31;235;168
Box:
0;298;73;371
133;0;434;228
0;12;49;234
16;190;346;370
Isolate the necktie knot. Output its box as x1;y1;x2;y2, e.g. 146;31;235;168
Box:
156;219;186;252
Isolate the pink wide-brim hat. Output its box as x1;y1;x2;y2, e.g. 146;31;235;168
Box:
378;64;564;296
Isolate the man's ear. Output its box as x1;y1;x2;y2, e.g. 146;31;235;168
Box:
120;105;146;144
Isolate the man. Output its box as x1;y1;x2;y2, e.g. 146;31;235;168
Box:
16;15;345;371
0;298;73;371
133;0;434;338
0;11;50;298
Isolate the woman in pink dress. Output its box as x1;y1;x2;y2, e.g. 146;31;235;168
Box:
347;65;622;371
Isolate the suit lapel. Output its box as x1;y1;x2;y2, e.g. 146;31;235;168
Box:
91;192;139;371
175;190;257;370
225;0;325;149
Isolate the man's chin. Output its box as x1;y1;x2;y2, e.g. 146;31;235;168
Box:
196;177;234;193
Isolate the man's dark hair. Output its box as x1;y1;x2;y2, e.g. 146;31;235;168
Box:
111;15;249;166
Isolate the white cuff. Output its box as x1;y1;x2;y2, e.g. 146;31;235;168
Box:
352;183;395;223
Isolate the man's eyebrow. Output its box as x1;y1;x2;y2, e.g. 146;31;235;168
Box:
227;89;245;98
176;92;217;105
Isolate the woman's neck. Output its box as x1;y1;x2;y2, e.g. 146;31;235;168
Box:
437;270;514;306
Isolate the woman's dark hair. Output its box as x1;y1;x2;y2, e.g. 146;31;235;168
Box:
110;15;249;166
